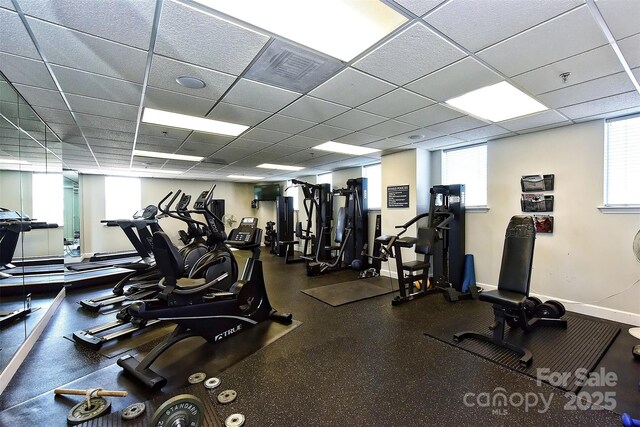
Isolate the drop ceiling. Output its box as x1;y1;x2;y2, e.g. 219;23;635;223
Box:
0;0;638;181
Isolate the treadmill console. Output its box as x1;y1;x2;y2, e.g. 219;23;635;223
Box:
227;217;259;245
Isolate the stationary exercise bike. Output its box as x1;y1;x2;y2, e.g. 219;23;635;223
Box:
118;217;292;390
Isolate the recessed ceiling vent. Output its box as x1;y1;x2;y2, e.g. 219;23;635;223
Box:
245;39;343;93
202;157;228;165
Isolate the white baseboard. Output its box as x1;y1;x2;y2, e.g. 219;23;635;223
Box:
378;273;640;326
0;287;66;394
479;283;640;326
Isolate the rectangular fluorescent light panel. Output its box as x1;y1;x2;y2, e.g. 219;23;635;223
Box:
130;168;182;175
133;150;204;162
257;163;304;171
194;0;407;61
228;175;264;180
0;158;30;164
142;108;249;136
313;141;380;156
445;81;547;122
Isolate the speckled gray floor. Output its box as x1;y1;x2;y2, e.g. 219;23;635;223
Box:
0;252;636;426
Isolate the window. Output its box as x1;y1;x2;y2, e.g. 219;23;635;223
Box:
363;163;381;209
317;172;332;186
285;180;299;211
442;144;487;207
605;115;640;206
104;176;141;220
32;173;63;225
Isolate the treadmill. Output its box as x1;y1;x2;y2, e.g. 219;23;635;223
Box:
67;206;161;272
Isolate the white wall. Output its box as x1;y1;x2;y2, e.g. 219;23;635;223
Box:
79;175;271;254
452;120;639;324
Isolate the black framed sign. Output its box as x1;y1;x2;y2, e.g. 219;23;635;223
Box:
387;185;409;208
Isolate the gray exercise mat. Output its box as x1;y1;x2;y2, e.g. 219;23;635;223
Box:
302;277;394;306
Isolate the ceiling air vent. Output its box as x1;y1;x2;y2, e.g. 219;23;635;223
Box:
244;39;343;93
202;157;228;165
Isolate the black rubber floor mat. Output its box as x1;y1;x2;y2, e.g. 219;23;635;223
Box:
76;384;224;426
423;298;620;393
302;277;394;306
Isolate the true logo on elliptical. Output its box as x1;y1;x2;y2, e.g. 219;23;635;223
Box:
215;324;242;341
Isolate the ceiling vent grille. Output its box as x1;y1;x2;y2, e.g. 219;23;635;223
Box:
245;39;343;93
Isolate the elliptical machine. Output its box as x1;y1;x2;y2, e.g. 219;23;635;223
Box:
118;217;292;390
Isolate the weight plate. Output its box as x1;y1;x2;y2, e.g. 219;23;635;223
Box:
535;302;560;319
67;397;111;425
204;377;221;389
217;389;237;404
505;316;520;328
188;372;207;384
545;300;566;317
225;413;245;427
527;297;542;306
121;402;145;420
150;394;204;427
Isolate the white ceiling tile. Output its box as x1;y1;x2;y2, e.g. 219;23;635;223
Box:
512;44;624;95
258;115;316;134
50;65;143;105
392;0;447;16
364;139;411;150
451;124;514;141
572;105;640;122
277;135;324;149
222;79;300;112
388;128;443;143
557;91;640;119
499;110;570;132
227;138;272;150
177;142;225;157
207;102;271;126
361;120;417;138
13;84;67;110
257;145;305;157
0;9;40;59
49;123;83;140
66;94;139;121
33;106;75;125
309;68;395;108
144;87;215;116
353;22;466;86
137;132;187;147
74;113;137;133
19;0;156;49
26;17;148;83
279;96;349;122
595;0;640;40
0;0;15;10
155;0;269;75
209;146;256;163
537;72;635;108
84;128;134;142
425;0;584;52
0;52;57;90
427;115;488;134
298;124;351;140
414;135;466;150
183;131;230;145
358;88;434;117
334;132;382;146
148;55;236;102
241;127;291;143
406;57;503;102
618;33;640;68
324;109;387;131
477;6;608;77
395;103;464;127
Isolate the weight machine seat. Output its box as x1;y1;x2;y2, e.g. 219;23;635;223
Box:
295;222;312;241
401;260;430;272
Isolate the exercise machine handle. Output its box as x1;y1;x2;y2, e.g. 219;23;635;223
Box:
395;212;430;236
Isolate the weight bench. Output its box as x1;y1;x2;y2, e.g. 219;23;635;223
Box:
453;216;567;367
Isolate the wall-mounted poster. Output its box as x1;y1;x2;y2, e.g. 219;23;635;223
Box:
387;185;409;208
534;215;554;233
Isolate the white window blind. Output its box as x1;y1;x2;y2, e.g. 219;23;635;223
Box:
32;173;63;225
442;144;487;207
104;176;141;220
363;163;381;209
605;115;640;206
285;180;299;210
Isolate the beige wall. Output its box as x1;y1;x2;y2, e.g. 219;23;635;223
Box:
431;120;639;323
79;175;272;254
